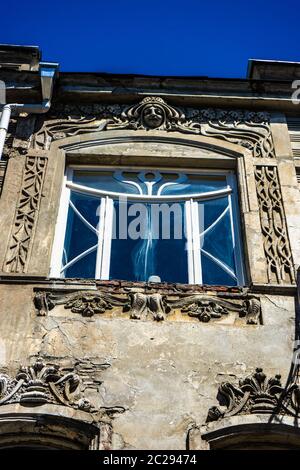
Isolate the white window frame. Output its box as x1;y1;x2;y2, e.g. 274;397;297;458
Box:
50;166;245;285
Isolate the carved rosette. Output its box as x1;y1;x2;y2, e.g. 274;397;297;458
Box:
34;290;261;325
207;367;300;422
3;156;47;273
33;97;275;158
255;166;295;284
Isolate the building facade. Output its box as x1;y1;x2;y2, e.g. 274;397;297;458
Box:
0;45;300;449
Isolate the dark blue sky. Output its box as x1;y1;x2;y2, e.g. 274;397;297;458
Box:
1;0;299;77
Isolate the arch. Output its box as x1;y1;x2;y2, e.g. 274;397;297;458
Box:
189;415;300;450
53;130;249;169
28;128;265;285
0;404;101;450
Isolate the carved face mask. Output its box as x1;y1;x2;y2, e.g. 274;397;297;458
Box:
142;105;165;128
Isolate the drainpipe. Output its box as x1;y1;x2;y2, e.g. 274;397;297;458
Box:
0;61;59;160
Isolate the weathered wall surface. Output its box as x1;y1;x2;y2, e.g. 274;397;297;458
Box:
0;93;299;449
0;281;295;449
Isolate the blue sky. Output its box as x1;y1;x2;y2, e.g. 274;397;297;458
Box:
1;0;299;77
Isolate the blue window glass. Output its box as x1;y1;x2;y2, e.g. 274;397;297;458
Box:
62;191;99;278
199;198;237;286
55;169;244;286
110;201;188;283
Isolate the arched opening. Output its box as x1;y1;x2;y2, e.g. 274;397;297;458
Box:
0;408;101;450
194;416;300;450
44;131;253;287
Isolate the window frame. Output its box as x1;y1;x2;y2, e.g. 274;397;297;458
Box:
50;165;245;285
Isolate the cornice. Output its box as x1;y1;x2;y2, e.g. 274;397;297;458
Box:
1;68;300;113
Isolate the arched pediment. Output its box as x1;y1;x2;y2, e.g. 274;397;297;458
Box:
50;130;251;171
34;96;275;159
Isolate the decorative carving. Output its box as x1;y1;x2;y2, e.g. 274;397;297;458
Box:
33;98;275;158
169;295;260;324
255;166;295;284
0;358;95;411
34;291;129;317
207;368;283;421
64;294;114;317
34;116;108;150
244;297;261;324
4;156;47;273
193;108;274;159
34;290;170;322
126;292;170;321
107;96;201;134
207;367;300;422
180;298;234;323
34;289;261;324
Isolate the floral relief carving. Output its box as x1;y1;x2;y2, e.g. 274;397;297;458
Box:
34;290;261;324
255;166;295;284
4;156;47;273
34;290;129;317
64;294;118;317
207;367;300;422
33;97;275;158
169;295;260;324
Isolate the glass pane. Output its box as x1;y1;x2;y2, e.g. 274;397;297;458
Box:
160;174;228;196
70;191;100;227
198;196;237;286
65;250;96;278
62;191;99;278
109;200;188;283
73;171;140;194
72;170;228;197
201;255;236;286
61;169;242;285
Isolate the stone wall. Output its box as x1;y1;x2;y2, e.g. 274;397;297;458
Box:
0;92;299;449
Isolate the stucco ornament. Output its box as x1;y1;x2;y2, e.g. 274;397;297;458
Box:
33;98;275;158
34;290;130;317
0;358;95;411
125;292;171;321
4;156;47;273
169;295;261;324
142;103;165;128
107;96;202;133
207;367;300;421
34;289;261;324
255;166;295;284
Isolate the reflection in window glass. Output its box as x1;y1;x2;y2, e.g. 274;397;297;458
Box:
53;169;244;286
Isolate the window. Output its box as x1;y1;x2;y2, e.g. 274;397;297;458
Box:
50;167;245;286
